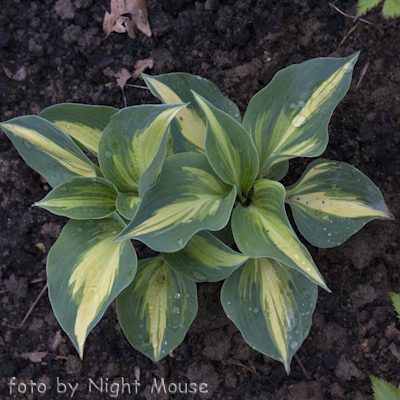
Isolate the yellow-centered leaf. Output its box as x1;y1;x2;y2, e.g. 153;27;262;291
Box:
117;255;198;362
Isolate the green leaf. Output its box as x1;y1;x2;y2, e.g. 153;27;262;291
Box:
142;73;241;153
389;292;400;322
39;103;118;155
35;176;118;219
232;179;328;291
357;0;382;14
115;153;237;252
264;160;289;181
358;0;400;18
117;255;198;362
221;257;318;374
285;159;394;248
382;0;400;17
47;214;137;357
98;104;186;195
357;0;382;15
116;193;140;220
371;376;400;400
193;92;259;198
163;231;248;282
0;116;97;187
242;53;359;179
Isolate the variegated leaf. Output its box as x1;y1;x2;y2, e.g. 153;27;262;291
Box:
221;257;318;374
115;153;237;252
264;160;289;181
242;53;359;179
231;179;328;291
34;176;118;219
47;214;137;357
285;159;394;248
0;116;97;187
39;103;118;155
142;73;241;153
163;231;248;282
117;255;198;362
116;193;141;220
98;104;186;195
193;92;259;198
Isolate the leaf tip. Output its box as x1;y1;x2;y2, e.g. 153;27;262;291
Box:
387;211;396;220
324;284;332;294
283;359;291;375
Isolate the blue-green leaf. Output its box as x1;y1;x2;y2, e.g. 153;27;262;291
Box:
117;255;198;362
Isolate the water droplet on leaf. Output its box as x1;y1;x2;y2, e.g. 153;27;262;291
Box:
290;341;299;350
172;306;180;314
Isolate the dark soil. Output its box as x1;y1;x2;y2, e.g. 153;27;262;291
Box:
1;0;399;399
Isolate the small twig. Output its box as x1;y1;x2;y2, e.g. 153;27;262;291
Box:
121;88;127;108
0;289;9;295
29;278;46;284
19;283;48;329
125;84;150;90
384;253;394;262
227;359;262;379
338;24;358;48
294;353;311;380
329;3;383;37
356;61;370;89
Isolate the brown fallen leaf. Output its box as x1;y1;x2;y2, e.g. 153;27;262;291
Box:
19;351;48;363
103;0;152;39
103;59;154;107
115;68;132;90
131;57;154;81
51;330;65;350
3;66;28;81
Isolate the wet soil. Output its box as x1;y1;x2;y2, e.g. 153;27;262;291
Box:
0;0;399;399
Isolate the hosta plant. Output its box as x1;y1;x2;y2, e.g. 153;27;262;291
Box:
1;53;393;374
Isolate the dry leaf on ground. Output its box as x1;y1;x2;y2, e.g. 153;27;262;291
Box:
3;66;28;82
131;58;154;81
103;0;152;39
104;59;153;107
115;68;132;89
50;330;65;350
19;352;48;363
103;58;154;90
